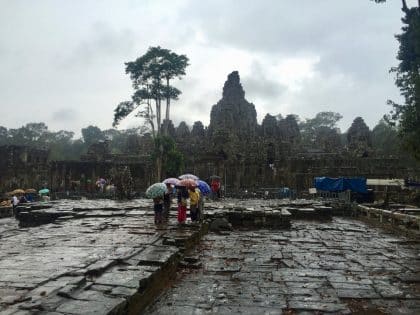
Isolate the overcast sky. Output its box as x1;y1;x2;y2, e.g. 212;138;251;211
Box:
0;0;415;136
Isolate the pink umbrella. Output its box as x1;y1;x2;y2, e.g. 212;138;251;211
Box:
163;178;180;185
179;174;199;180
179;178;197;189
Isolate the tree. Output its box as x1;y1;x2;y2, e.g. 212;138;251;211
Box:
81;125;105;148
151;136;184;178
386;2;420;160
6;122;49;146
0;126;8;145
373;0;420;159
113;47;189;181
114;46;189;136
299;111;342;148
372;119;401;156
314;127;342;153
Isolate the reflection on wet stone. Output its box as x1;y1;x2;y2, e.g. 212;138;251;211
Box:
145;209;420;315
0;198;419;314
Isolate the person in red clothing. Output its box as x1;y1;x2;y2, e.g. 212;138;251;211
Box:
210;179;221;200
176;186;188;224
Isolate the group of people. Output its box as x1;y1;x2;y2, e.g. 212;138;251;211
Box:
153;183;204;225
9;193;41;215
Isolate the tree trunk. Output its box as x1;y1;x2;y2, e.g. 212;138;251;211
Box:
402;0;408;12
165;77;170;121
164;77;170;136
156;98;161;134
156;157;162;182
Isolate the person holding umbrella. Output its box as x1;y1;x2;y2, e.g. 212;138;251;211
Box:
11;194;19;215
163;183;174;221
197;180;210;221
189;187;200;222
146;183;167;225
176;186;189;224
153;197;164;224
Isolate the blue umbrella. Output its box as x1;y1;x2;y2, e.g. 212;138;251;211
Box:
197;180;211;196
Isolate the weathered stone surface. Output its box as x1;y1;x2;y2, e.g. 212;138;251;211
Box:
0;199;206;314
145;217;420;315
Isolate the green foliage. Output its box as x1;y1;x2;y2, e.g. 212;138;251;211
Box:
113;101;136;128
371;119;401;156
114;46;189;137
151;135;184;177
386;5;420;160
0;123;88;160
81;125;105;147
299;111;342;149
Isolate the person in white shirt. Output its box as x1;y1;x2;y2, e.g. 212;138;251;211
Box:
12;195;19;215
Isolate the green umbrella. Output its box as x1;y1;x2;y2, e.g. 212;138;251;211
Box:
145;183;167;199
39;188;50;195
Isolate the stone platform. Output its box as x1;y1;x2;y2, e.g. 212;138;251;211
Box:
1;198;419;314
204;199;334;228
0;199;209;315
145;217;420;315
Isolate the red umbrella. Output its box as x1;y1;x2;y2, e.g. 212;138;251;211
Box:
179;178;197;189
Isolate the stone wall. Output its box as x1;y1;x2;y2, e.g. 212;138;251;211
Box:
0;145;49;192
1;71;420;195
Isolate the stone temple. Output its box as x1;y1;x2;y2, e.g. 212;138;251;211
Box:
0;73;420;315
0;71;419;195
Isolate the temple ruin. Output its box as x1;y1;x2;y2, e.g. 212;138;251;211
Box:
1;71;419;195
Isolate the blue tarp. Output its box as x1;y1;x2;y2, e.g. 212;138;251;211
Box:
314;177;367;193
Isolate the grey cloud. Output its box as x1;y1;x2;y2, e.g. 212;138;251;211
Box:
242;61;287;100
61;22;136;67
183;0;402;81
51;108;79;122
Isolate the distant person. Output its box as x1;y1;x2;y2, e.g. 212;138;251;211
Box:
188;187;200;222
11;195;19;215
163;184;174;221
196;188;204;221
19;195;27;204
177;186;188;224
25;194;33;202
211;179;221;200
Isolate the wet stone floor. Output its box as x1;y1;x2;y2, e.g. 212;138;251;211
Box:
145;218;420;315
0;199;189;314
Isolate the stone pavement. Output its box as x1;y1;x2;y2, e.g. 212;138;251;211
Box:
0;199;205;314
145;217;420;315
